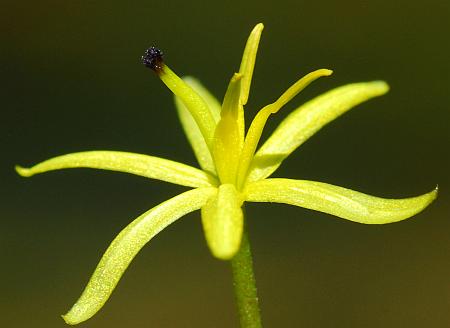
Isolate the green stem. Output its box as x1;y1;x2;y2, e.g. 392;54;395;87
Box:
231;223;262;328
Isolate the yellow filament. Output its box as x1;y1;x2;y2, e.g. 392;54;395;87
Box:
159;65;217;151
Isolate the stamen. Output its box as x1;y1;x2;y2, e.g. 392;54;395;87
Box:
142;47;164;74
142;47;216;151
236;69;333;188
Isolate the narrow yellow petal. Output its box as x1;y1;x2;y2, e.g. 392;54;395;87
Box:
237;69;332;188
175;76;221;174
234;23;264;143
159;64;217;150
62;187;216;325
245;178;437;224
239;23;264;106
201;184;244;260
247;81;389;183
213;74;243;184
16;151;217;188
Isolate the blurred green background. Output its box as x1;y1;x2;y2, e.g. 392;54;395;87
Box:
2;0;449;327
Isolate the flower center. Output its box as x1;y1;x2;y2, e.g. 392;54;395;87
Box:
213;69;333;189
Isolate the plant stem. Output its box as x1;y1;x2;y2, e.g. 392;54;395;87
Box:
231;223;262;328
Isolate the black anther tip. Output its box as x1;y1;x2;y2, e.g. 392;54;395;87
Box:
142;47;164;73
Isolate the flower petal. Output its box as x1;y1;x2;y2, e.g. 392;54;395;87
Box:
62;187;216;325
247;81;389;182
201;184;244;260
238;23;264;106
245;178;437;224
16;151;217;188
175;76;221;174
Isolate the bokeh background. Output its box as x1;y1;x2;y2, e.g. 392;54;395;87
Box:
2;0;449;327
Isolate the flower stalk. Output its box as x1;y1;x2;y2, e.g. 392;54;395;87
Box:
231;222;262;328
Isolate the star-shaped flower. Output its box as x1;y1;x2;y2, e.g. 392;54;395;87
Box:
16;23;436;325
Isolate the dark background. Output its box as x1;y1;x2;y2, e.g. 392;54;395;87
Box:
2;0;449;327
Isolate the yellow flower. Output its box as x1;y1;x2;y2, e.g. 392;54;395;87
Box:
16;23;436;325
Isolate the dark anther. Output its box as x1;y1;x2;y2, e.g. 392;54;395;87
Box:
142;47;164;73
